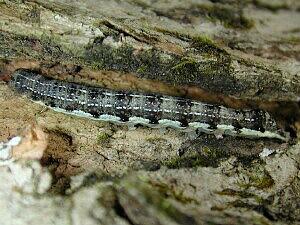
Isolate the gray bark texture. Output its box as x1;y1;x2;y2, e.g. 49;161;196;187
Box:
0;0;299;225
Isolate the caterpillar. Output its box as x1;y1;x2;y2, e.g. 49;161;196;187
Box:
10;69;288;140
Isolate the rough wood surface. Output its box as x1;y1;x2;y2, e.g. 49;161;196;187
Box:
0;0;300;225
1;0;299;101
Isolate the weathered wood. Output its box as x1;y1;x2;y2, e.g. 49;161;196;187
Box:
0;0;299;101
0;1;300;225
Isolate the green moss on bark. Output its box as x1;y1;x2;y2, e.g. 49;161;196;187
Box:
253;0;289;12
192;4;254;29
153;3;254;29
119;175;198;224
0;28;242;96
164;146;229;168
0;31;74;61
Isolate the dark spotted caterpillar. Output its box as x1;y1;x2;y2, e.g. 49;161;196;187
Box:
10;69;288;140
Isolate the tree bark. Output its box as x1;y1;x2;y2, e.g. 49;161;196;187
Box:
0;0;299;225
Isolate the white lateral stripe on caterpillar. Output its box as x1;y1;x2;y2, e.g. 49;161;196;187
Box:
10;70;288;141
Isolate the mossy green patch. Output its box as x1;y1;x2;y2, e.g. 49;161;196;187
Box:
145;136;166;144
284;36;300;45
120;176;198;224
192;4;254;29
171;57;198;71
249;172;274;189
216;188;255;198
136;64;148;74
238;165;274;190
251;217;272;225
84;43;136;73
97;132;111;145
90;61;104;70
153;3;253;29
191;35;225;57
164;145;229;168
0;27;239;96
253;0;289;12
192;35;215;48
33;1;79;16
150;182;196;204
0;31;75;63
154;27;191;41
130;0;151;9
